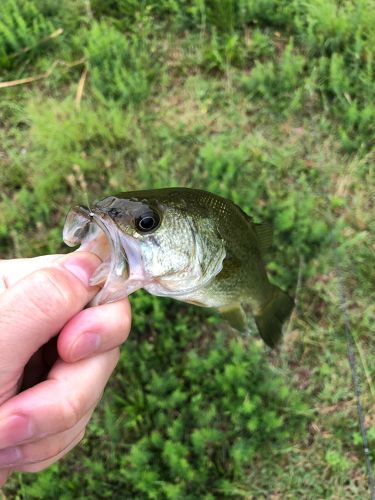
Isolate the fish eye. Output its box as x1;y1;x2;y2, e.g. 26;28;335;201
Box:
135;210;160;233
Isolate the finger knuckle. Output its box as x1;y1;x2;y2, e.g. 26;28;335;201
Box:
20;432;86;472
77;429;86;444
19;430;86;473
121;312;132;341
20;440;56;467
19;461;47;473
61;391;84;429
111;301;131;344
108;347;121;367
29;269;79;321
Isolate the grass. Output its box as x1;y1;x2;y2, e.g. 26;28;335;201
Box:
1;0;374;498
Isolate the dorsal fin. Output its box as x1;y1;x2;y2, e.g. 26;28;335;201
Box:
254;221;273;253
237;206;273;253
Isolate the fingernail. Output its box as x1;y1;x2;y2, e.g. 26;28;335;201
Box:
0;447;21;467
0;415;34;448
63;253;100;287
70;333;101;361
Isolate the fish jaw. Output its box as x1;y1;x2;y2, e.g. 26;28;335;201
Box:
89;225;150;305
63;206;148;305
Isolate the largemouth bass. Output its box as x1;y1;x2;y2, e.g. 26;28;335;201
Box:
63;188;294;347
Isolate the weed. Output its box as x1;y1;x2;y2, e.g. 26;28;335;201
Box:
1;0;374;497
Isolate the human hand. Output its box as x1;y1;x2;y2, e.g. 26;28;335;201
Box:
0;252;131;486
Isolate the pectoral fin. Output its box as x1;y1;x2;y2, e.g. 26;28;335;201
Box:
219;304;247;332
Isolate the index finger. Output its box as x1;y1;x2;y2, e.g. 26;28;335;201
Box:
0;349;119;448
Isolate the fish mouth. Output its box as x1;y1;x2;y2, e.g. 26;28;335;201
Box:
63;206;144;305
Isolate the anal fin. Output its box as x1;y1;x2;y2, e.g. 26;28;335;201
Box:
254;287;294;348
219;304;247;332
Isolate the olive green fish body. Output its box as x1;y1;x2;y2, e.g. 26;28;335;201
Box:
63;188;293;347
124;188;273;309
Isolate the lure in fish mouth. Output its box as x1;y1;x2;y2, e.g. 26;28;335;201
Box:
63;188;294;348
63;202;151;306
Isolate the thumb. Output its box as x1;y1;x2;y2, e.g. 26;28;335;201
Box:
0;254;62;291
0;252;101;395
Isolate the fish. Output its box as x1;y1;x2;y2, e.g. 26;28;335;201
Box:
63;187;294;348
